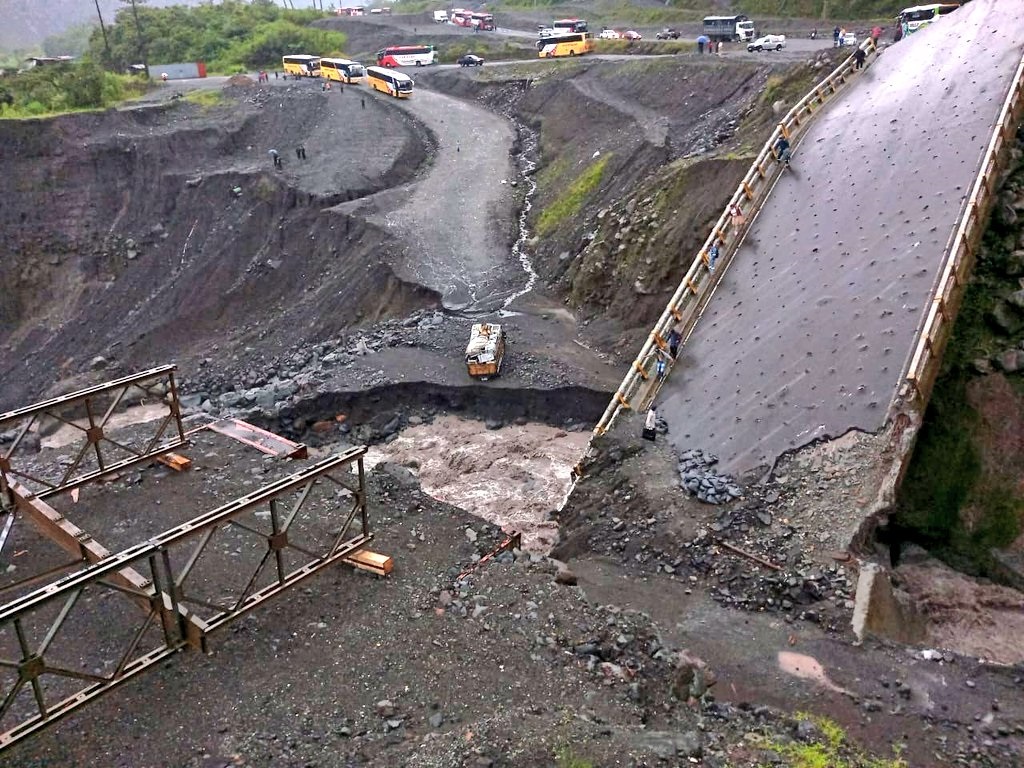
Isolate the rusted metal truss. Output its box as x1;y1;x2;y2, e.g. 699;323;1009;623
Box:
0;448;371;751
0;366;186;514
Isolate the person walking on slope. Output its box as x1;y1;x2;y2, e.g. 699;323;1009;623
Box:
269;148;281;169
774;135;792;167
853;46;867;70
668;327;682;359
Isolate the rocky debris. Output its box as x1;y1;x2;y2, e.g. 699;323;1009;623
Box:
677;448;743;505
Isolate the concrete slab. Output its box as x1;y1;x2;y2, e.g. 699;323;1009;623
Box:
659;0;1024;475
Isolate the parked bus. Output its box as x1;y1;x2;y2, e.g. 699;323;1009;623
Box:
471;12;495;31
537;32;593;58
282;54;321;77
366;65;413;98
898;3;960;35
553;18;588;33
702;15;756;43
320;58;366;84
376;45;437;67
451;9;473;27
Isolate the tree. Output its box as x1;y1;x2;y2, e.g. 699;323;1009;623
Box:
94;0;112;62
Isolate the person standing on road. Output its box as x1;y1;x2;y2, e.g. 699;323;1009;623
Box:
361;97;366;109
833;25;841;47
642;407;657;442
656;352;667;381
269;148;281;169
668;328;682;359
697;37;705;54
853;46;867;70
296;145;307;160
707;239;721;273
729;203;745;236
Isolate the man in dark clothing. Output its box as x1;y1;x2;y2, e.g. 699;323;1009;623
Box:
833;25;841;46
668;328;681;358
774;135;791;166
853;47;867;69
269;149;281;168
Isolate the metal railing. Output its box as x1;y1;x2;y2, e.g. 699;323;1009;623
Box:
904;52;1024;406
592;39;877;436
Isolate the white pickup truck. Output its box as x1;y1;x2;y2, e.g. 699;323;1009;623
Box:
433;10;448;23
747;34;786;51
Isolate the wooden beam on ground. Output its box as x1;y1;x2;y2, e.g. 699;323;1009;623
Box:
343;549;394;576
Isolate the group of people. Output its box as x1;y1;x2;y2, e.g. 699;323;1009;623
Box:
696;37;724;55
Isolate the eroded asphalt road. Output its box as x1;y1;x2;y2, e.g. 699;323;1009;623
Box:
658;0;1024;476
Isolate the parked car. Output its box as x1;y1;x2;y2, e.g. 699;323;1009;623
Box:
598;29;621;39
623;30;642;40
747;33;786;51
457;54;484;67
656;28;680;40
841;31;857;46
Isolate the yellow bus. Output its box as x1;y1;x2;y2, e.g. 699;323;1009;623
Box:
366;65;413;98
537;31;593;58
320;58;366;84
282;54;321;77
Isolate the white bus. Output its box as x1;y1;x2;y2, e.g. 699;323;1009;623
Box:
366;65;413;98
376;45;437;67
898;3;960;36
320;58;366;84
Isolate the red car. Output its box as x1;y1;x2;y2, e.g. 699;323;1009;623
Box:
623;30;642;40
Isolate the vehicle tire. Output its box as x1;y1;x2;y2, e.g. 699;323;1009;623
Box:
569;50;575;56
756;45;763;51
776;44;782;50
415;61;422;67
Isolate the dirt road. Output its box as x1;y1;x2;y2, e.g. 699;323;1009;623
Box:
359;87;521;311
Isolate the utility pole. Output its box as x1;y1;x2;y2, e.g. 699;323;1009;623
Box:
125;0;148;72
93;0;112;63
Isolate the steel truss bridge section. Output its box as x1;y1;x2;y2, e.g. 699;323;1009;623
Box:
0;366;187;516
0;449;371;752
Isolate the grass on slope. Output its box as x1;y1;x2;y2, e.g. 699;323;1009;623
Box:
537;154;610;235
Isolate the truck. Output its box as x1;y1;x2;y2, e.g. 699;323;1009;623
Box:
702;14;756;43
433;10;448;23
465;323;506;380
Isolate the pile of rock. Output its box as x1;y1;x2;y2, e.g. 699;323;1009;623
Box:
677;448;742;504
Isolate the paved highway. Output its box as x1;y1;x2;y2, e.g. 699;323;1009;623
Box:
656;0;1024;477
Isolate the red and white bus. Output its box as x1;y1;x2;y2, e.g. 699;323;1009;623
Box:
553;18;588;33
376;45;437;67
471;12;495;31
450;9;473;27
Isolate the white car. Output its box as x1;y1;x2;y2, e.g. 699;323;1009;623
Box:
841;31;857;46
538;27;557;38
747;33;786;52
598;29;621;39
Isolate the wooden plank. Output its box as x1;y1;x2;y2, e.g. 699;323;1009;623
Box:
157;452;192;472
342;549;394;576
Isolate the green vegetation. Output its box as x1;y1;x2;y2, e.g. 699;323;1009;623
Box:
555;747;593;768
762;713;908;768
183;88;224;108
0;64;147;118
537;154;609;235
593;39;693;55
42;23;96;58
88;0;345;74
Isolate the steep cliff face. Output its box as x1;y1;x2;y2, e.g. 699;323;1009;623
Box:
897;136;1024;579
0;86;436;410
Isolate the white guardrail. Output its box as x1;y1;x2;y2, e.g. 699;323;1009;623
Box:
592;38;878;437
904;51;1024;405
